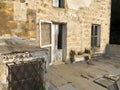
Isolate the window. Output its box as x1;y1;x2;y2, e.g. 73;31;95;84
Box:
41;22;52;46
53;0;65;8
91;24;101;48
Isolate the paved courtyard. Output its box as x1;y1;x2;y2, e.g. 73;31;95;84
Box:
49;57;120;90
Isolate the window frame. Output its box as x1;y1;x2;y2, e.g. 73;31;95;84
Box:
53;0;65;8
39;20;52;48
91;24;101;48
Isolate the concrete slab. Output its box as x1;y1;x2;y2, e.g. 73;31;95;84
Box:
59;84;78;90
50;70;68;88
49;58;120;90
117;80;120;90
94;78;115;88
94;78;118;90
48;83;58;90
104;74;120;81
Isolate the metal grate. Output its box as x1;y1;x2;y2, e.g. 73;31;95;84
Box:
6;58;46;90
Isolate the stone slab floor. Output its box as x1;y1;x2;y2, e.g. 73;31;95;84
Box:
49;57;120;90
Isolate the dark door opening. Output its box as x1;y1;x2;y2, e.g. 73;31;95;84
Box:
110;0;120;44
57;24;63;49
53;23;67;62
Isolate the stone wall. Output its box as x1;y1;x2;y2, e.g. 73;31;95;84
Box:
0;0;111;60
0;1;36;40
36;0;111;59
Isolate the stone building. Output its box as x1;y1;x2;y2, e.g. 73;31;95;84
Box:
0;0;111;64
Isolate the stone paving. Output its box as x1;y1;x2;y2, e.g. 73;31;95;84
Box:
49;58;120;90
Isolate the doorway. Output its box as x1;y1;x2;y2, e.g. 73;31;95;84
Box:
39;21;67;64
52;23;67;63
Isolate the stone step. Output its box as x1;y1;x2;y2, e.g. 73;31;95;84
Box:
94;77;118;90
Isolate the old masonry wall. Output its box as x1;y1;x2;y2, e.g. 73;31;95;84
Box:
36;0;111;59
0;0;111;60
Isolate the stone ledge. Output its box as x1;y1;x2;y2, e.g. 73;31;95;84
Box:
74;53;91;62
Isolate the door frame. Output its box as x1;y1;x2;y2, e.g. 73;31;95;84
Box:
39;20;54;65
52;23;67;62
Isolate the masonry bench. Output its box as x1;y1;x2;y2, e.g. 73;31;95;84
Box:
74;53;91;62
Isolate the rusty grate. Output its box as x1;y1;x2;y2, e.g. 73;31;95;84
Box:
6;58;46;90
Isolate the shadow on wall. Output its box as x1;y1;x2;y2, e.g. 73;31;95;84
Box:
104;43;120;57
105;44;120;57
103;44;109;57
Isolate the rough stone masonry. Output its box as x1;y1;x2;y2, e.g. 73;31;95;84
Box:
0;0;111;61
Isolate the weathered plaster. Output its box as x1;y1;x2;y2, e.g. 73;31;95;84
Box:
67;0;92;10
0;2;15;36
0;1;36;39
14;2;27;21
